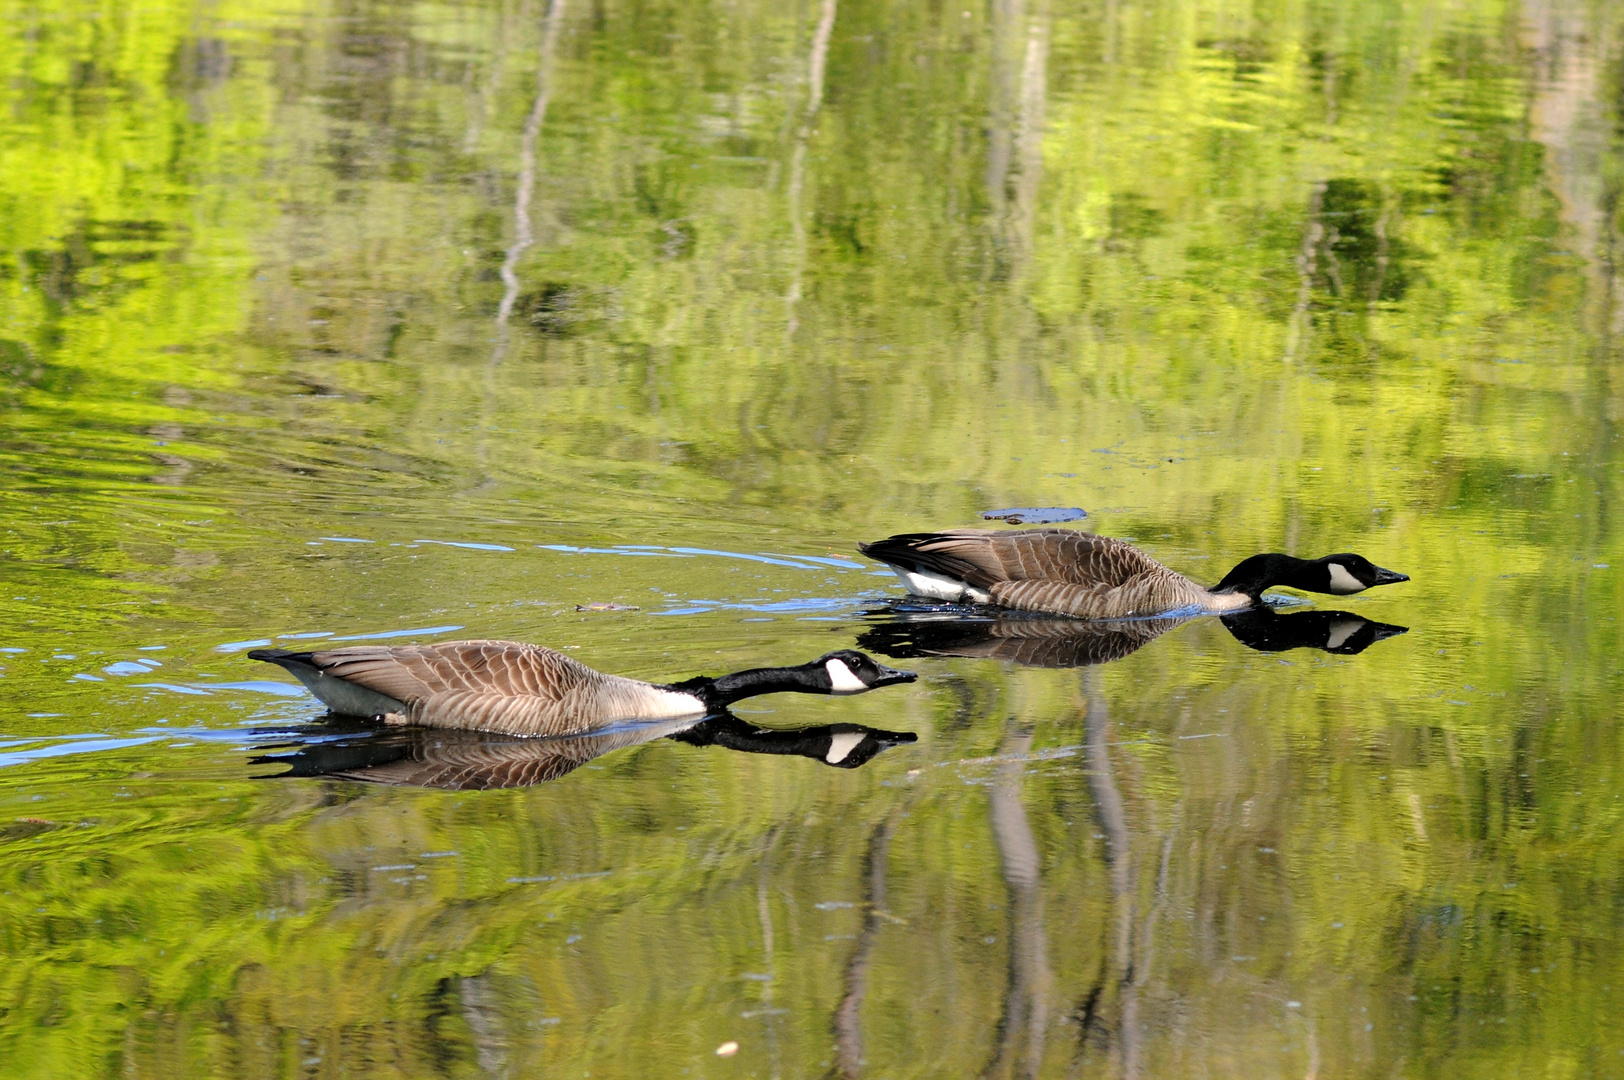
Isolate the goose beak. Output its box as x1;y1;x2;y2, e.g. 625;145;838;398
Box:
1367;621;1409;643
871;663;917;689
1370;565;1409;587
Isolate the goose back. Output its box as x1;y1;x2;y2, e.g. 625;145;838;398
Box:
264;640;705;736
860;529;1212;619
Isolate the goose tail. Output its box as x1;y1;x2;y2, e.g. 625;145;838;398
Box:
247;648;317;669
857;533;988;583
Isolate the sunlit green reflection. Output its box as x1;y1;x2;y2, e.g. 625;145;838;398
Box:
1;0;1621;1074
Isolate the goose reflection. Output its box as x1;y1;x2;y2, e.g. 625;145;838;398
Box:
250;713;916;790
857;603;1406;668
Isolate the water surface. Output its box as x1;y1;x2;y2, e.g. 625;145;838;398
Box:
2;0;1622;1075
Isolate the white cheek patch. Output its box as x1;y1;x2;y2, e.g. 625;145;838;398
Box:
1327;563;1367;594
825;731;867;763
825;658;869;693
1325;619;1363;650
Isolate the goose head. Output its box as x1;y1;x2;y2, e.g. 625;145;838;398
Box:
1313;553;1410;594
816;650;918;694
1215;552;1409;600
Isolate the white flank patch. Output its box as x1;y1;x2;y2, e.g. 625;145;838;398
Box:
638;687;709;719
1204;591;1255;612
825;658;868;693
825;731;867;764
1327;563;1367;594
1325;619;1363;650
894;567;992;604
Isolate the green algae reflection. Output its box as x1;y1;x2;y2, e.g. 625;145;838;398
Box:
1;0;1622;1076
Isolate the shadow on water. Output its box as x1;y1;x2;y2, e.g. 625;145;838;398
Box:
250;712;916;789
857;602;1408;668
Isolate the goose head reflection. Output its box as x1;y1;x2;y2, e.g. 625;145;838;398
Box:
250;712;917;790
857;602;1407;668
1218;605;1408;654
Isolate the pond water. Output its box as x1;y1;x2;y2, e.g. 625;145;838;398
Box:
3;0;1622;1075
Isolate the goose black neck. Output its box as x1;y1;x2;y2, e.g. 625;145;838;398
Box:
668;663;828;709
1213;553;1325;599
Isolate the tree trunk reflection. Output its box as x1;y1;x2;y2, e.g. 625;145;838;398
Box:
985;0;1050;277
834;813;894;1078
493;0;568;342
983;721;1053;1079
1523;0;1623;335
785;0;839;337
1077;672;1143;1080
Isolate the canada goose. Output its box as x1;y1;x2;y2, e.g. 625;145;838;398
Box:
248;641;915;737
251;716;917;789
858;528;1408;619
859;606;1407;668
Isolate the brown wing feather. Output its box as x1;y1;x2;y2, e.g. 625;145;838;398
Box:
862;529;1172;588
991;570;1210;618
305;641;599;707
862;528;1216;617
298;641;697;736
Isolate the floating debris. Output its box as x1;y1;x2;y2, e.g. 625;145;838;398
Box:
576;602;639;612
981;507;1087;525
715;1041;739;1057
